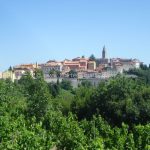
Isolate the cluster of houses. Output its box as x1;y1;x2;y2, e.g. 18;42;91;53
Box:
0;46;141;82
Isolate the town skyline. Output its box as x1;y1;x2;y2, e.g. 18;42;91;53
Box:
0;47;141;82
0;45;144;72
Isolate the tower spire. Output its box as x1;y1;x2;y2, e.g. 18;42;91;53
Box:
102;45;106;59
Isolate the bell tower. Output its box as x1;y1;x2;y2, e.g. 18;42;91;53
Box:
102;46;106;59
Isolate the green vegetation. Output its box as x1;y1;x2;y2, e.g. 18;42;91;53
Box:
89;54;96;61
126;64;150;85
0;69;150;149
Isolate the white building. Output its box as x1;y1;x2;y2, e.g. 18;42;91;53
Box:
41;61;63;78
111;58;141;73
14;69;34;80
100;69;119;79
78;71;99;79
13;64;36;80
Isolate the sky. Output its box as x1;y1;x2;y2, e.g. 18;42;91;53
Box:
0;0;150;71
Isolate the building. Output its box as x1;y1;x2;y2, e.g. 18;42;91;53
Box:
41;61;63;78
14;68;34;80
72;57;89;70
98;46;109;65
78;70;99;79
13;63;37;80
62;57;89;72
87;61;96;70
2;70;15;81
111;58;141;73
100;69;118;79
63;60;80;71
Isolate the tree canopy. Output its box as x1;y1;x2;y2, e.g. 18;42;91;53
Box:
0;71;150;149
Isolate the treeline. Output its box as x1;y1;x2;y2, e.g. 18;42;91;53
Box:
126;64;150;85
0;69;150;149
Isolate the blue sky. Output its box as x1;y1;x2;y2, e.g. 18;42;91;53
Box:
0;0;150;71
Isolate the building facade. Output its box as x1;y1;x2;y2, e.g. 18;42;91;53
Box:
2;70;15;81
41;61;63;78
13;64;37;79
88;61;96;70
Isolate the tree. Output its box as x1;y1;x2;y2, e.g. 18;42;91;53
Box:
18;71;34;95
68;70;77;78
34;69;44;80
79;80;92;88
55;70;61;78
140;63;148;70
49;69;55;78
89;54;96;61
127;67;150;85
60;79;73;91
1;71;150;149
8;66;13;71
49;69;61;79
27;76;51;120
72;75;150;126
48;82;60;98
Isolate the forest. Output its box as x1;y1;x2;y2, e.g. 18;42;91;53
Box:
0;66;150;150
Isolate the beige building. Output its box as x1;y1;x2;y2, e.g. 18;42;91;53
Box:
72;57;89;71
63;60;80;71
2;70;15;81
100;69;118;79
14;69;34;80
41;61;63;78
78;70;99;79
111;58;141;73
87;61;96;70
13;63;37;80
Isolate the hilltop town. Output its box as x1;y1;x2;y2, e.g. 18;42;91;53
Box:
0;46;141;85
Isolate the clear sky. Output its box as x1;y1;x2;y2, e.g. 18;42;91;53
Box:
0;0;150;71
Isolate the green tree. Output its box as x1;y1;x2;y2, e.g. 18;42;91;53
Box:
34;69;44;80
89;54;96;61
18;71;34;95
48;82;60;98
69;70;77;78
60;79;73;91
79;80;92;88
27;77;51;120
49;69;55;78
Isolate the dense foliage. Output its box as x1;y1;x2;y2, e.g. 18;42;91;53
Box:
0;70;150;149
71;76;150;126
126;64;150;85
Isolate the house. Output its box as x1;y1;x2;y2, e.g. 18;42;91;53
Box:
13;64;37;80
78;70;99;79
2;70;15;81
100;69;118;79
63;57;93;72
14;68;34;80
41;61;63;78
63;60;80;71
111;58;141;72
87;61;96;70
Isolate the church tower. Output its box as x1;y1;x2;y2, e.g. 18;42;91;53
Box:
102;46;106;59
